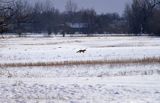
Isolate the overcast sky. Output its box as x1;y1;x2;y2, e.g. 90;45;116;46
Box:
31;0;132;15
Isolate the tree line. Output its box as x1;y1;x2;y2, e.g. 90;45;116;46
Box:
0;0;160;37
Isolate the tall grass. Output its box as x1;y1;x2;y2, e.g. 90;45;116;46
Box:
0;57;160;67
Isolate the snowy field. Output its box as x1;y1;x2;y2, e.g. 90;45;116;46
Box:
0;36;160;103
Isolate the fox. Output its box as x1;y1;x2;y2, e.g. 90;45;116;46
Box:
76;49;87;53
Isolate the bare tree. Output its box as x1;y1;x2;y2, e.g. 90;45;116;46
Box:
31;0;61;36
0;0;32;37
139;0;160;33
13;0;32;37
79;9;97;36
0;0;15;38
65;0;78;14
43;0;55;36
124;0;160;34
64;0;78;36
65;0;78;22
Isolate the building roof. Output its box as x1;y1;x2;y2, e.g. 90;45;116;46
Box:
66;22;88;29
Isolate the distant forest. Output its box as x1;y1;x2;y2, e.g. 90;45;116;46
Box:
0;0;160;37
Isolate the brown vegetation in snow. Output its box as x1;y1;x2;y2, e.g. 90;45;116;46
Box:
0;57;160;68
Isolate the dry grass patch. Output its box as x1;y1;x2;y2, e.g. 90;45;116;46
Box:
0;57;160;68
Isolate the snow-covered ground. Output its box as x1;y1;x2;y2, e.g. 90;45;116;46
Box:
0;76;160;103
0;36;160;103
0;36;160;63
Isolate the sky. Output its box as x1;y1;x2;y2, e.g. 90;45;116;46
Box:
31;0;132;15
